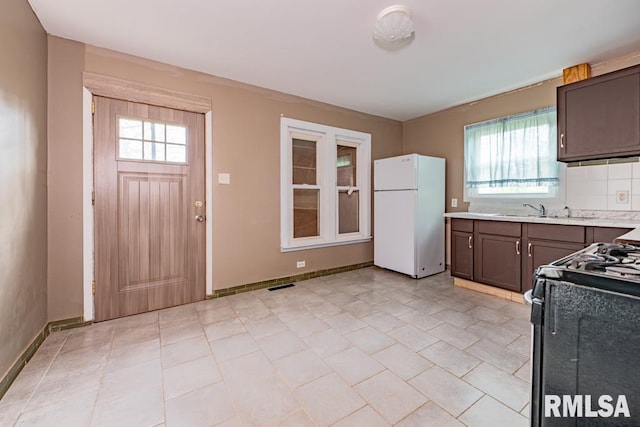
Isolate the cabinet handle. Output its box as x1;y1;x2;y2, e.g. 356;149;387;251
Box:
516;240;521;255
560;133;565;149
527;242;532;257
468;235;473;249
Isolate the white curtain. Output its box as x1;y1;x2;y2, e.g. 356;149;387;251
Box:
464;107;558;189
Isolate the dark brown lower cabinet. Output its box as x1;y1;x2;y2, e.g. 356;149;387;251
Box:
451;231;473;280
474;232;522;292
522;240;584;292
451;219;474;280
450;218;633;295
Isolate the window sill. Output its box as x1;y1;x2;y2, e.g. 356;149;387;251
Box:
280;236;372;252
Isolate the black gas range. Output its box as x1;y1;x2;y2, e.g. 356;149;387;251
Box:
527;243;640;426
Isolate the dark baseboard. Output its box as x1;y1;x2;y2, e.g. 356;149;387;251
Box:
207;261;374;299
0;316;91;401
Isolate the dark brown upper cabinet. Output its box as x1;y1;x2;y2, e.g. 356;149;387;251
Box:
557;64;640;162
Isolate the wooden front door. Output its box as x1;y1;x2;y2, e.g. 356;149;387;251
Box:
93;96;205;321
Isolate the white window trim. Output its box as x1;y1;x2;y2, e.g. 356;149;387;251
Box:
280;118;371;252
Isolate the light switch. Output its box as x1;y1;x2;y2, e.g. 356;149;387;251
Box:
218;173;230;185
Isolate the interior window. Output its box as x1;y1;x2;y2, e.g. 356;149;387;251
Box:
464;107;559;199
280;118;371;251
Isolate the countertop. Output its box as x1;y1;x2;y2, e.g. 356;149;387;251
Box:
444;212;640;229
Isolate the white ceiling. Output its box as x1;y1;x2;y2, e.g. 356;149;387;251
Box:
28;0;640;121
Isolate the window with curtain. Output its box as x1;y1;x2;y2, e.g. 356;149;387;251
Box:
464;107;559;197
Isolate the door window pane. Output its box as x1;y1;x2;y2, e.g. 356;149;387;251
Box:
144;142;166;161
292;138;316;185
144;122;166;142
119;139;143;160
337;145;357;187
338;190;359;234
118;117;187;164
294;189;319;238
166;144;187;163
119;119;143;139
166;125;187;144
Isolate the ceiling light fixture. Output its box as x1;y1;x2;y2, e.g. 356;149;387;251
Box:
372;5;415;44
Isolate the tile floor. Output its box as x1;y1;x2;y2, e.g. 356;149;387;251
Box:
0;268;532;426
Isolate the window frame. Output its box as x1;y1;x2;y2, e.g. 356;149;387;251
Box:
463;107;562;203
116;115;189;165
280;118;371;252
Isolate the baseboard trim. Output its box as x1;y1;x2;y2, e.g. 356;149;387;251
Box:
207;261;374;299
0;317;91;400
454;277;526;304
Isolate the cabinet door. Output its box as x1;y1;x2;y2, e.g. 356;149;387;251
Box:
558;65;640;161
475;234;521;292
522;240;584;293
451;231;473;280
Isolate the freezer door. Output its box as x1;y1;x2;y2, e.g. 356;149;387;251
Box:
374;190;416;276
374;154;417;191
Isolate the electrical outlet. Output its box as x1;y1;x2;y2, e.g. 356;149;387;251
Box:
296;260;305;268
451;198;458;208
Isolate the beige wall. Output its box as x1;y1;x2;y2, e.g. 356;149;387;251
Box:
47;38;85;321
402;53;640;265
0;0;48;379
47;38;403;320
46;35;640;321
403;53;640;214
403;80;560;213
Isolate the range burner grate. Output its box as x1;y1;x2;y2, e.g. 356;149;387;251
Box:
569;253;620;271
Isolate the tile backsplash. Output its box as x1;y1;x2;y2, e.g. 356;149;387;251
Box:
566;159;640;211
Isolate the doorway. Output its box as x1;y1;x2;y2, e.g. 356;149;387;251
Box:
93;96;206;321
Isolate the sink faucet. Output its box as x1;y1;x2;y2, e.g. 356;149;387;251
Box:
523;203;546;216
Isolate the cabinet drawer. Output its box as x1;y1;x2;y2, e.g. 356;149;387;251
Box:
590;227;633;243
527;223;585;243
476;220;521;237
451;218;474;233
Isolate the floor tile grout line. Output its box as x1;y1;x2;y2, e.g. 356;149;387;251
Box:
4;269;533;426
15;332;71;420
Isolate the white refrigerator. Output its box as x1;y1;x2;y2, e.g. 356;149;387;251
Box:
374;154;445;278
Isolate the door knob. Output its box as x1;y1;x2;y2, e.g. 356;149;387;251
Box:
195;215;205;222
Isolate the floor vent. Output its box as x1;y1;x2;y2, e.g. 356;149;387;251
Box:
268;283;295;291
